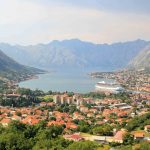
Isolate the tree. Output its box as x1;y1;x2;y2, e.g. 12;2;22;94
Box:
17;88;32;96
69;105;77;114
0;124;5;134
50;116;56;121
23;125;38;139
8;121;26;132
33;136;72;150
136;142;150;150
67;92;74;97
92;124;113;136
126;113;150;131
116;145;132;150
47;90;53;95
78;120;90;132
0;132;32;150
67;141;98;150
35;120;48;130
16;111;22;116
123;133;134;145
32;139;52;150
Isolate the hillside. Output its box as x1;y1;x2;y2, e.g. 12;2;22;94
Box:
0;49;44;81
0;39;149;71
128;45;150;70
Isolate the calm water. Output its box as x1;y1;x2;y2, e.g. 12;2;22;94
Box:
19;71;112;93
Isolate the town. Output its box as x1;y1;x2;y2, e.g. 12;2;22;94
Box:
90;69;150;93
0;76;150;149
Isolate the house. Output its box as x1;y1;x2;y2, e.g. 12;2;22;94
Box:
113;129;126;143
22;116;40;125
66;122;78;130
53;95;61;104
132;131;145;141
53;94;75;105
102;109;111;117
87;113;94;118
5;93;21;99
73;112;79;119
0;118;12;127
96;121;105;125
91;136;107;143
63;133;84;141
80;106;89;113
144;125;150;132
47;102;55;106
47;120;65;126
11;115;21;121
90;108;98;114
39;102;47;107
35;109;43;115
117;111;128;118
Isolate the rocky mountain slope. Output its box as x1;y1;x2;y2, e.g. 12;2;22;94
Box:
0;49;43;81
128;45;150;69
0;39;149;71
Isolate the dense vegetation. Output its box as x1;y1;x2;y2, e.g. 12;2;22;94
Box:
115;142;150;150
0;120;149;150
0;88;44;107
0;121;100;150
126;112;150;131
83;92;106;99
83;92;130;102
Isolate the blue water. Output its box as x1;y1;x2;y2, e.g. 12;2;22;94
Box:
19;71;112;93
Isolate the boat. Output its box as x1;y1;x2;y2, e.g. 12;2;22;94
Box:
95;81;124;93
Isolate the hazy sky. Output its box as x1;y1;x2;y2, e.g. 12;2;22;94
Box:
0;0;150;45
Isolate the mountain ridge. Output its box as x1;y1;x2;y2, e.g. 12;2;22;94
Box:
0;39;149;71
0;49;44;81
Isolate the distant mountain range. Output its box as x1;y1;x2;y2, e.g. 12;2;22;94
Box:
0;49;43;81
0;39;150;71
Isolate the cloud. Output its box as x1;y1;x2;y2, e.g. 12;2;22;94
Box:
37;0;150;14
0;0;150;45
0;0;46;25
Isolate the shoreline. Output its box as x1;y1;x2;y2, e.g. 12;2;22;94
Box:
14;72;47;85
17;71;115;93
89;70;150;94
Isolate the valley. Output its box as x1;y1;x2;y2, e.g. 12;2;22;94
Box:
0;0;150;149
0;39;149;70
0;39;150;150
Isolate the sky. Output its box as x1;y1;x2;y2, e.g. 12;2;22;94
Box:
0;0;150;45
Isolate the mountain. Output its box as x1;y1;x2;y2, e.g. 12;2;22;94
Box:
0;49;43;81
0;39;149;71
128;45;150;69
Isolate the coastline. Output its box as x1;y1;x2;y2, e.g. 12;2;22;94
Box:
14;72;47;86
17;71;100;93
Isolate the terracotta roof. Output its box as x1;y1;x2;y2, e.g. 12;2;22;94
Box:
65;121;78;129
11;115;21;120
70;134;83;140
145;125;150;129
64;134;83;141
133;132;145;138
22;116;40;125
0;118;11;124
114;130;126;141
47;120;65;126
